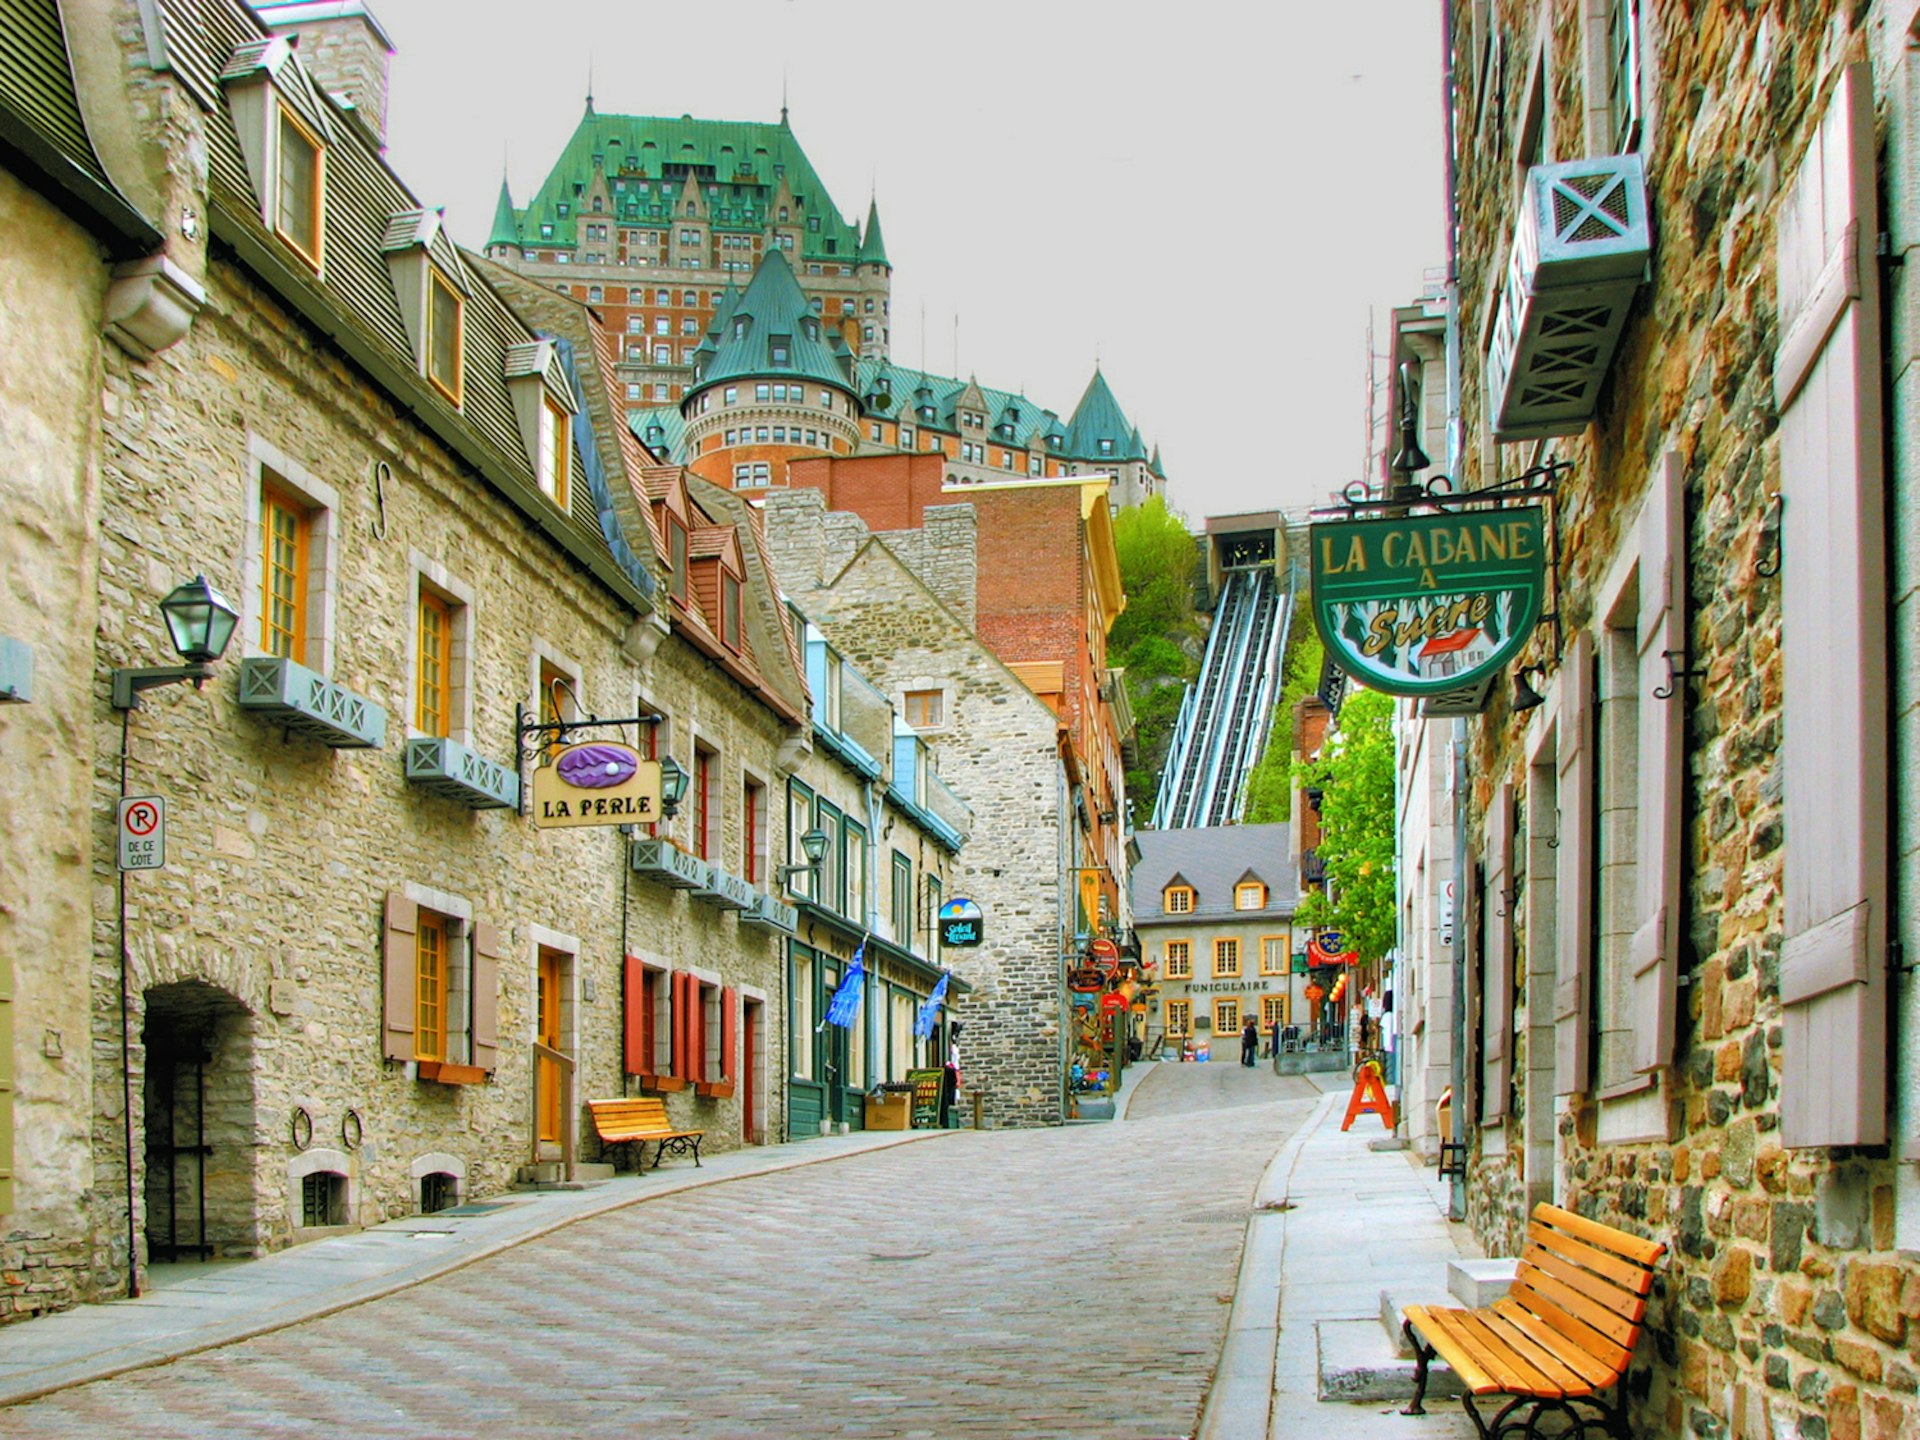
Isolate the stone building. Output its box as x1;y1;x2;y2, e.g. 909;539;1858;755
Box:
0;0;815;1320
762;486;1075;1128
1131;826;1300;1062
1411;3;1920;1438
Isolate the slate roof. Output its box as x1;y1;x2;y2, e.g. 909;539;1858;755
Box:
508;106;862;261
1131;825;1298;924
854;356;1065;452
694;249;856;390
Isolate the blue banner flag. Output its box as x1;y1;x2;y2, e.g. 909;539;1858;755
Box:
825;941;866;1028
914;971;951;1038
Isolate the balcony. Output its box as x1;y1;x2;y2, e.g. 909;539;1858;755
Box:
404;737;520;811
739;891;798;936
237;656;385;749
1486;153;1650;441
692;861;754;912
630;836;705;888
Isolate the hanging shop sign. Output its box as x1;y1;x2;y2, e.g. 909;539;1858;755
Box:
938;897;985;948
530;742;662;828
1310;508;1546;700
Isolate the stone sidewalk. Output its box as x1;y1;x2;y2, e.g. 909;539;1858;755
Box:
1191;1071;1483;1440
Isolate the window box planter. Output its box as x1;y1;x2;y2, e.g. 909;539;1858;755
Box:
238;655;386;749
631;836;705;888
695;1080;735;1099
645;1075;689;1093
692;862;753;911
404;736;519;810
740;891;798;935
416;1061;487;1085
1487;153;1651;441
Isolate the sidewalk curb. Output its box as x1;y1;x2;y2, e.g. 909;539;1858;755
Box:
0;1128;952;1409
1196;1089;1342;1440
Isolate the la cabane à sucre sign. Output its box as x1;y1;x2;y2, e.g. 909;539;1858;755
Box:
531;741;663;828
1310;508;1546;699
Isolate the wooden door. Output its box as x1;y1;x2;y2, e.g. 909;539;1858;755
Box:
537;948;563;1144
742;1000;759;1142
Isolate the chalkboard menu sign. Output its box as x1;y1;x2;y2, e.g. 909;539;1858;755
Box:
907;1068;945;1128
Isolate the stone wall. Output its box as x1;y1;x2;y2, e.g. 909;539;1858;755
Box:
1448;5;1920;1440
762;489;1069;1126
0;163;115;1320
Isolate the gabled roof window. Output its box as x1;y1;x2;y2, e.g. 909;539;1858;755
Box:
503;338;579;505
220;37;334;276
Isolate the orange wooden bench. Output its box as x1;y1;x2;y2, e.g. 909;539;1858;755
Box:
586;1097;704;1171
1402;1202;1666;1440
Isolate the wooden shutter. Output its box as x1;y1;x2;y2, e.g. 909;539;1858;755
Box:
1554;631;1595;1096
624;956;648;1075
1775;61;1890;1148
670;971;687;1078
382;891;418;1061
1629;454;1686;1076
1483;782;1515;1121
721;985;738;1082
471;921;502;1073
1460;848;1480;1124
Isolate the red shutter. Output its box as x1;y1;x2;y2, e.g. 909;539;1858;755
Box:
721;985;738;1082
1775;62;1890;1148
1483;782;1515;1121
470;921;502;1072
382;892;418;1061
1554;631;1595;1096
624;956;647;1075
1629;453;1686;1077
670;971;688;1078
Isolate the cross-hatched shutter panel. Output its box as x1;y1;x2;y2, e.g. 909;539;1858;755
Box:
721;985;737;1082
1555;631;1595;1096
471;921;502;1073
624;956;647;1074
382;891;418;1061
1775;61;1890;1148
1483;782;1516;1121
1630;453;1686;1076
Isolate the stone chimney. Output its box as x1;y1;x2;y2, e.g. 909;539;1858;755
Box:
253;2;395;148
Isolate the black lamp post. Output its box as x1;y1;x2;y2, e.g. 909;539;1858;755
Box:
111;576;239;710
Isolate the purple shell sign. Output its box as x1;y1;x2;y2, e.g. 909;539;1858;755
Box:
531;741;661;829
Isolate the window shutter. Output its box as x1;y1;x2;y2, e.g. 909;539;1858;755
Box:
1483;782;1515;1121
382;891;417;1061
1629;453;1686;1076
670;971;687;1078
1554;631;1595;1096
471;921;502;1072
1460;847;1480;1125
624;956;648;1074
1774;61;1890;1148
721;985;737;1082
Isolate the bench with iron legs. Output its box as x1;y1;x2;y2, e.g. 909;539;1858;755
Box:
1402;1202;1667;1440
586;1097;705;1171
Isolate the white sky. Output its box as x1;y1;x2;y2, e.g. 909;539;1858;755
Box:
369;0;1446;523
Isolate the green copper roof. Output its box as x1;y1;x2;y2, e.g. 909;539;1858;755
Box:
857;197;889;267
510;109;862;259
1062;369;1147;463
853;357;1063;453
487;175;519;248
630;404;685;459
696;250;854;390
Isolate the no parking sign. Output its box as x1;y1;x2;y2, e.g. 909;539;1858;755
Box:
117;795;166;871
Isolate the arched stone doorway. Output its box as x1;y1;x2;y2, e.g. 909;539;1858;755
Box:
141;980;258;1262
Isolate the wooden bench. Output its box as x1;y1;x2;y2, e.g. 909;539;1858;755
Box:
1402;1203;1667;1440
586;1097;704;1171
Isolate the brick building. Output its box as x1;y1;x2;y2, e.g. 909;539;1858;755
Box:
1400;4;1920;1438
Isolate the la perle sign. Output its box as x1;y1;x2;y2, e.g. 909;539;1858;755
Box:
1310;507;1546;699
530;742;663;829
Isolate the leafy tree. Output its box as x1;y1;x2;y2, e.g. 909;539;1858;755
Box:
1295;688;1396;962
1110;497;1202;806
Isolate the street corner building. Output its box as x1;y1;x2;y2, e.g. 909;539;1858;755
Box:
0;0;847;1318
1388;4;1920;1440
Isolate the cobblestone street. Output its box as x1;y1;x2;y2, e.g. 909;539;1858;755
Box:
1;1066;1317;1439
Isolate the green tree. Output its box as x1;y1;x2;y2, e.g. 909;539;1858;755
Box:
1295;688;1396;962
1110;497;1202;804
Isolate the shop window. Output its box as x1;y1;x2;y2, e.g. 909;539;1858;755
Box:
791;951;815;1079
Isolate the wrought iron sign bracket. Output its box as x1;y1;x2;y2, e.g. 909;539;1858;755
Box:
1651;650;1707;701
513;699;662;818
1755;493;1783;579
1312;458;1570;523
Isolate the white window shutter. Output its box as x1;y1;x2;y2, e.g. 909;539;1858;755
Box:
1555;630;1595;1097
1629;453;1686;1076
1774;61;1890;1148
382;891;417;1062
1483;782;1516;1121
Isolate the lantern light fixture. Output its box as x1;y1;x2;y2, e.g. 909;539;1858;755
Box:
111;575;240;710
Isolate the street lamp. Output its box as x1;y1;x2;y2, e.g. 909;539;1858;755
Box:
776;826;831;887
111;576;239;710
656;754;691;819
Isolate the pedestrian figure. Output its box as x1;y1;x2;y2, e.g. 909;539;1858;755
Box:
1268;1013;1282;1060
1240;1017;1259;1067
939;1022;964;1127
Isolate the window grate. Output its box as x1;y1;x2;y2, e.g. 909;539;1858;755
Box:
420;1171;457;1215
301;1171;345;1227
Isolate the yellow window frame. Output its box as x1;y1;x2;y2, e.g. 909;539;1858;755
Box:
541;397;572;511
1164;940;1192;980
1164;885;1194;915
1261;994;1289;1029
426;268;464;404
1213;937;1241;978
415;912;446;1062
1165;998;1191;1037
1213;996;1242;1036
1259;934;1290;976
1235;882;1266;910
274;104;325;271
260;482;308;661
416;589;453;736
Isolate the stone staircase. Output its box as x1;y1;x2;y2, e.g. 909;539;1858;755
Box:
1314;1256;1520;1403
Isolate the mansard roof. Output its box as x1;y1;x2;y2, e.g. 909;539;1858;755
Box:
1132;825;1299;922
693;249;855;390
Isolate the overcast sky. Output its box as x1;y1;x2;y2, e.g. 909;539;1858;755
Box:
369;1;1446;523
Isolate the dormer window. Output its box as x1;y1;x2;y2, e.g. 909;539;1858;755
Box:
668;517;688;603
276;106;324;269
769;335;791;366
537;399;570;510
1164;885;1195;915
1235;882;1266;910
721;573;742;651
1099;438;1115;456
426;270;463;403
